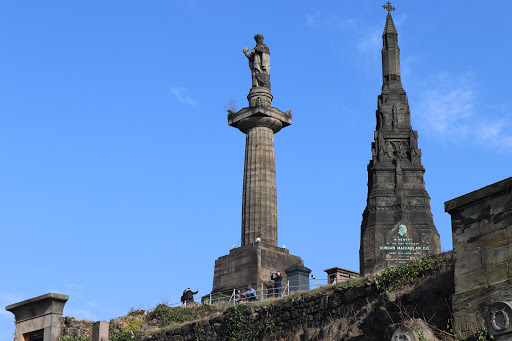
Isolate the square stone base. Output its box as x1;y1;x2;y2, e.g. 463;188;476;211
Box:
212;243;303;294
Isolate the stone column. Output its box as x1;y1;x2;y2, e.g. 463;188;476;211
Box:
211;35;304;295
241;118;281;246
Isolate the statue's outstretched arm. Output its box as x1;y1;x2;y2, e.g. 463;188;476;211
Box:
243;47;250;59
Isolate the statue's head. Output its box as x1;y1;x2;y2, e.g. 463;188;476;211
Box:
254;34;264;43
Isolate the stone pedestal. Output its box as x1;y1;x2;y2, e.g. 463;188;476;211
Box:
285;264;311;292
212;242;303;294
5;293;68;341
92;321;109;341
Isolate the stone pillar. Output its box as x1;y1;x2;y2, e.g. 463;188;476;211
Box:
285;264;311;292
5;293;68;341
92;321;109;341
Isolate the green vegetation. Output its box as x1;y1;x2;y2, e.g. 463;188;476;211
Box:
221;304;278;340
151;303;214;327
374;253;452;291
461;329;494;341
102;253;456;340
410;326;427;341
152;304;194;326
223;305;254;341
61;332;90;341
125;318;144;331
127;309;145;317
110;329;143;341
109;316;144;341
193;322;204;341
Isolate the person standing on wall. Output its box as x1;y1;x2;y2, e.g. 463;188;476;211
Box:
181;288;199;306
271;270;282;298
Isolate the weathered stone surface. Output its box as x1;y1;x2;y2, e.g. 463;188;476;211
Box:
455;252;481;275
360;12;440;275
285;263;311;292
212;243;302;293
5;293;69;341
61;317;94;339
446;176;512;338
391;325;417;341
92;321;109;341
487;301;512;340
243;34;271;89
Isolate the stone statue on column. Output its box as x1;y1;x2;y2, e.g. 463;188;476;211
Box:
211;34;305;295
243;34;271;89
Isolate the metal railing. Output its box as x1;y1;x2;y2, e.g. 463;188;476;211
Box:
179;278;331;306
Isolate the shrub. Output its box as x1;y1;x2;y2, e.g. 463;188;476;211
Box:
110;316;144;341
151;304;195;326
375;254;450;291
61;332;90;341
127;309;145;317
110;329;142;341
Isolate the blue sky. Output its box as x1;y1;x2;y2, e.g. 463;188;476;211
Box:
1;0;512;338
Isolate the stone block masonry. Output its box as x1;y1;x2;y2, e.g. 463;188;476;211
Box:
92;321;109;341
359;10;440;276
5;293;68;341
142;264;454;341
445;176;512;338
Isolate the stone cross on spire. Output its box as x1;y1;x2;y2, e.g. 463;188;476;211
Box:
382;1;396;13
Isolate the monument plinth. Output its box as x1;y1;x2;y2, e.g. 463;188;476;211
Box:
212;34;305;294
359;7;440;275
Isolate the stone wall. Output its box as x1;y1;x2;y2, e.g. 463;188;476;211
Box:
445;177;512;337
142;265;454;341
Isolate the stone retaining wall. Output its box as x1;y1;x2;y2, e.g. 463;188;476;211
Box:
143;266;453;341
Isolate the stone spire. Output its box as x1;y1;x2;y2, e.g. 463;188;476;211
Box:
382;13;400;85
359;9;440;275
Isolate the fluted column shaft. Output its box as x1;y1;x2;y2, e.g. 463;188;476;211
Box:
241;125;278;246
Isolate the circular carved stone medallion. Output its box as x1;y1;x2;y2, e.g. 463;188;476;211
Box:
488;301;512;335
391;326;416;341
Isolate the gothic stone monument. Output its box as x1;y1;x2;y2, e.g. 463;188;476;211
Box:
359;6;440;275
212;34;304;293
